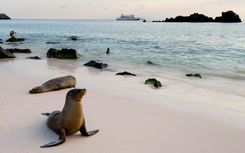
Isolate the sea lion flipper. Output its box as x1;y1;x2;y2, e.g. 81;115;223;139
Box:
80;122;99;137
41;113;51;116
40;129;66;148
86;129;99;136
40;139;64;148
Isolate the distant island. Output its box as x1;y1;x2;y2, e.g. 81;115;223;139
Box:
152;11;241;23
0;13;11;20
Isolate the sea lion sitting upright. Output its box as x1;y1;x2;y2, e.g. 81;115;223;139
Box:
29;76;76;94
41;88;99;148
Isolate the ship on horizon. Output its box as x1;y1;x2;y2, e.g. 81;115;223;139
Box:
116;14;140;21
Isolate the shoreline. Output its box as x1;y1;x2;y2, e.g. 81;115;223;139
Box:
1;56;245;109
1;58;245;152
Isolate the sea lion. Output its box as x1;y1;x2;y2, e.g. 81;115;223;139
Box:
41;88;99;148
106;48;110;54
29;76;76;94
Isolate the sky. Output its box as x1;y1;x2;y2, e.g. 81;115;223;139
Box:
0;0;245;20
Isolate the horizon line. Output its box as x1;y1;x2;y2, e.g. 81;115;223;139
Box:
4;18;245;22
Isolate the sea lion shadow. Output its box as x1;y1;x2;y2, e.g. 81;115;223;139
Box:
35;117;90;144
35;118;57;141
38;124;88;145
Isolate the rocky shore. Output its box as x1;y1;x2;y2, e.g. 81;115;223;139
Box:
0;13;11;20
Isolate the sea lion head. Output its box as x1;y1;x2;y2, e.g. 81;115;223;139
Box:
66;88;86;102
29;86;42;94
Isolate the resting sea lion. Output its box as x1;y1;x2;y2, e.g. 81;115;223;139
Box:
29;76;76;94
41;88;99;148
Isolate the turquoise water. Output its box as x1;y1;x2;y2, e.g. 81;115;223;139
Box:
0;20;245;79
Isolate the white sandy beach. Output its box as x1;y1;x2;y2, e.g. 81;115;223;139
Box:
1;58;245;153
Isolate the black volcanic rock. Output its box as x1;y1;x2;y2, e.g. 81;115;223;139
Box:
145;78;162;88
6;37;25;42
186;73;202;78
69;36;79;41
0;14;10;20
214;11;241;23
165;11;242;23
0;46;16;59
47;48;81;59
6;48;32;53
46;41;60;44
116;71;136;76
84;60;108;69
0;39;2;43
26;56;42;60
165;13;214;22
146;60;157;65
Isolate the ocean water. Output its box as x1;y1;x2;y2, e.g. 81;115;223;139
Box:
0;20;245;80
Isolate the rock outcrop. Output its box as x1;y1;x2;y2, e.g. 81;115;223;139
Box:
165;13;214;22
0;14;10;20
68;36;79;41
6;38;25;42
6;48;31;53
47;48;81;59
214;11;241;22
146;60;158;65
26;56;42;60
186;73;202;78
116;71;136;76
165;11;241;23
46;41;60;44
145;78;162;88
0;46;16;59
84;60;108;69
